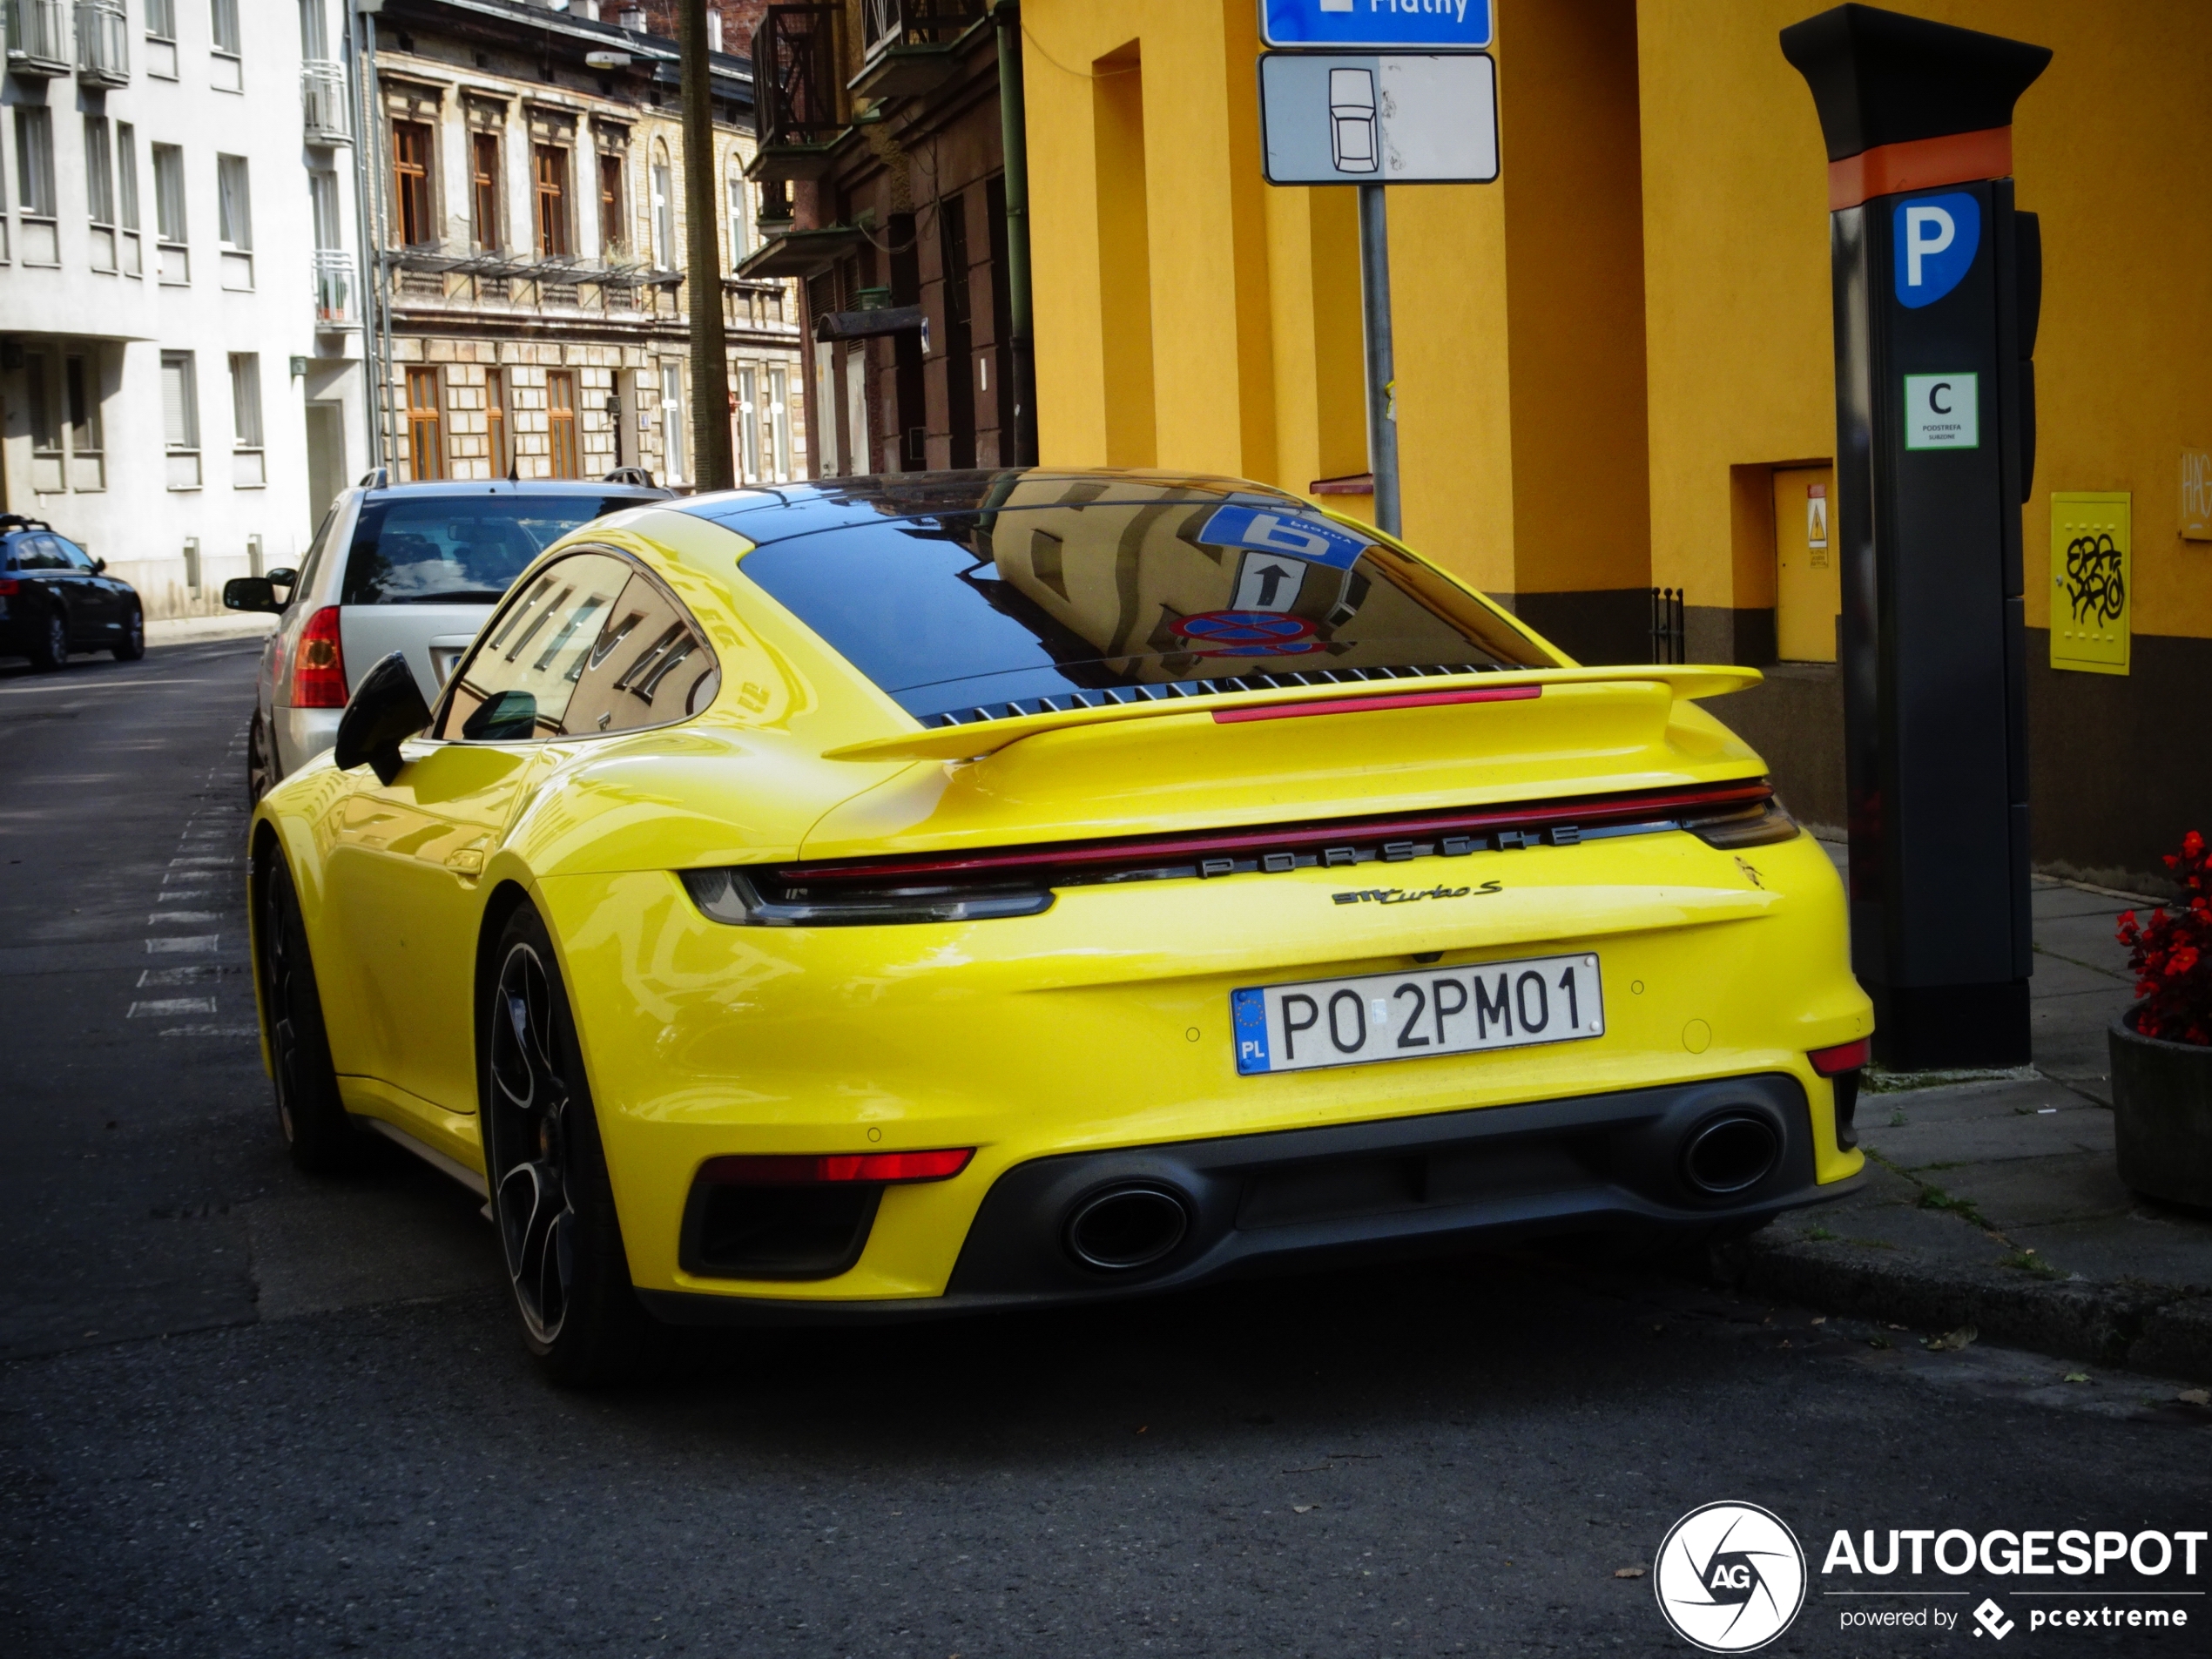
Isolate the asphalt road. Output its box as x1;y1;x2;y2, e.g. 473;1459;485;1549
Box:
3;641;2208;1657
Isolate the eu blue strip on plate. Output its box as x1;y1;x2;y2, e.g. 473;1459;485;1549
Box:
1231;987;1272;1075
1197;504;1371;570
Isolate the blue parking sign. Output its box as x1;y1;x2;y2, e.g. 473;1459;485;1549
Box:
1260;0;1494;52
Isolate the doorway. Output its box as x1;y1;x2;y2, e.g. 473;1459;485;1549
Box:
1773;463;1838;662
305;401;345;526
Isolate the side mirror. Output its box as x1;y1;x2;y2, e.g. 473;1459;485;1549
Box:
333;651;433;786
91;556;107;573
265;566;299;589
223;576;284;614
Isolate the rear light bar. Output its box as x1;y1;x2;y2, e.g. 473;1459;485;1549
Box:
1809;1038;1872;1076
698;1149;974;1185
681;781;1798;927
287;605;347;709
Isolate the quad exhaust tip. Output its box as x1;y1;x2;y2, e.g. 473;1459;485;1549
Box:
1682;1112;1782;1196
1064;1184;1191;1271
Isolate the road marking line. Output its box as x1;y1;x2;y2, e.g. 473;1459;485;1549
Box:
138;966;219;987
160;1025;258;1038
167;857;239;868
129;997;217;1016
146;936;220;954
147;912;221;926
0;679;219;696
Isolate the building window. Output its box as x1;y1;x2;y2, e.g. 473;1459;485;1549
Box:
163;351;201;489
650;145;674;269
597;152;625;254
15;109;57;266
117;122;142;275
308;168;341;250
210;0;243;90
152;141;188;282
146;0;178;78
738;365;761;483
534;145;570;258
471;131;502;253
230;353;265;487
85;118;117;274
726;162;749;269
768;365;792;481
216;153;253;288
27;353;59;460
392;120;435;247
406;367;445;481
486;367;511;477
659;361;685;485
546;370;578;478
65;355;103;463
298;0;327;57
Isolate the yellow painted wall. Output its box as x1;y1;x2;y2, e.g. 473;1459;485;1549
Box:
1640;0;2212;640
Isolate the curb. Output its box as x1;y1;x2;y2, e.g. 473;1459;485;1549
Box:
1711;1233;2212;1385
148;615;279;644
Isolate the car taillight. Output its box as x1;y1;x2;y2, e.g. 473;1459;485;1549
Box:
1809;1038;1871;1076
287;606;347;708
681;867;1052;927
0;578;17;597
697;1150;974;1184
1683;799;1801;848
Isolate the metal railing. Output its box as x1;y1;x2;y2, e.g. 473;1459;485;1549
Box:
73;0;124;84
1649;587;1687;664
314;249;358;327
6;0;71;74
860;0;985;61
301;58;350;144
752;5;840;148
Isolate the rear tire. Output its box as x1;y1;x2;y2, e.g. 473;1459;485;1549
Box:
258;852;362;1174
483;902;661;1386
112;605;145;661
25;608;67;671
246;711;275;804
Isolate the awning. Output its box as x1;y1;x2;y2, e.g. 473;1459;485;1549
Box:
815;305;926;342
737;225;868;280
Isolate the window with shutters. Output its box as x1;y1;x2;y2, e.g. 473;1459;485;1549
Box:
392;120;434;247
471;132;502;253
407;367;446;482
230;354;265;487
534;144;570;258
162;351;201;489
546;370;578;478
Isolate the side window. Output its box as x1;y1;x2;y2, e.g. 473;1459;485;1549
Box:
52;536;97;570
16;536;71;571
439;550;718;742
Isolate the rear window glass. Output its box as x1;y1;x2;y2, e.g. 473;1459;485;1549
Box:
341;496;637;605
737;484;1554;724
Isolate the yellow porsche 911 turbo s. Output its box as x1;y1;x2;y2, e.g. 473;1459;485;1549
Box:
248;469;1872;1383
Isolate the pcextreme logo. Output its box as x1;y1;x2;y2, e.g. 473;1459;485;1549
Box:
1655;1501;1809;1652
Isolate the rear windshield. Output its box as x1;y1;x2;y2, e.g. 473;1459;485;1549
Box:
341;496;637;605
738;486;1554;723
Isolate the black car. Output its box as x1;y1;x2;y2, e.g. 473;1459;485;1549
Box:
0;516;144;669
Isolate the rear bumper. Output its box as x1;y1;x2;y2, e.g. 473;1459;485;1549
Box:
637;1071;1856;1325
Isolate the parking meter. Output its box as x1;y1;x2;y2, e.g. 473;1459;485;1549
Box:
1782;4;2049;1068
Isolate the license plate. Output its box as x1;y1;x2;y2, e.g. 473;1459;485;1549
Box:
1231;953;1603;1076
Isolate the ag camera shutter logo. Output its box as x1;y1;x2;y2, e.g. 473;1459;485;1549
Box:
1655;1501;1808;1652
1892;191;1981;307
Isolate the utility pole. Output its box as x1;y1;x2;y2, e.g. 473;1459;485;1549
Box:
681;0;735;491
1357;184;1399;536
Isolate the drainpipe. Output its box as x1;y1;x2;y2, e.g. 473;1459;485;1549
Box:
345;0;385;470
994;0;1035;468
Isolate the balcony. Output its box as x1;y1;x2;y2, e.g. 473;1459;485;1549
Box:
747;5;842;182
302;58;350;145
853;0;986;99
6;0;71;77
74;0;124;85
314;250;358;329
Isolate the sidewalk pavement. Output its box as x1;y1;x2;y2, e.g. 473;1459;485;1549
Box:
146;614;278;645
1716;839;2212;1381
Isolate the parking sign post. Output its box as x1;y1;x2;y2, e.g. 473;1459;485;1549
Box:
1256;4;1498;538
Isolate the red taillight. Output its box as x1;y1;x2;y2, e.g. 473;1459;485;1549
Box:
288;605;347;708
1810;1038;1871;1076
0;578;17;597
698;1149;975;1186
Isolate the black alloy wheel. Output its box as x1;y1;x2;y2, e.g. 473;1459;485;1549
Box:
258;853;361;1174
484;903;659;1386
246;711;275;804
112;604;145;661
26;608;67;671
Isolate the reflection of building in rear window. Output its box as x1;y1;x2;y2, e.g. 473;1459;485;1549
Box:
1330;68;1378;173
737;485;1553;723
341;496;635;604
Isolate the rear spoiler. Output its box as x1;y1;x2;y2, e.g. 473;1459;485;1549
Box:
824;664;1763;763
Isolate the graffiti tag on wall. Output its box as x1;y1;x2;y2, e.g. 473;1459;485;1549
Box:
2062;532;2126;626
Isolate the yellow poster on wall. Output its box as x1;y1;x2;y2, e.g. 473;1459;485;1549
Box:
2049;493;2130;676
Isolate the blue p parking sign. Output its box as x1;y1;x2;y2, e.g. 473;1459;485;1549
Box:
1892;192;1981;308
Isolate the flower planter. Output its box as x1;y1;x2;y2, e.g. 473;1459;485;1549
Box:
2110;1007;2212;1209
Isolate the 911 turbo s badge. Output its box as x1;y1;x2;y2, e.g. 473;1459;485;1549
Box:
1333;880;1504;906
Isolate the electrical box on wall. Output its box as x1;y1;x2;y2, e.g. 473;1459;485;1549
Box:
2049;492;2130;675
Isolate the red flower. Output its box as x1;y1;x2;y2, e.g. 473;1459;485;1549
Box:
2121;832;2212;1046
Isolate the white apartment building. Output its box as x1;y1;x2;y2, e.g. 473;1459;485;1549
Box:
0;0;370;618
